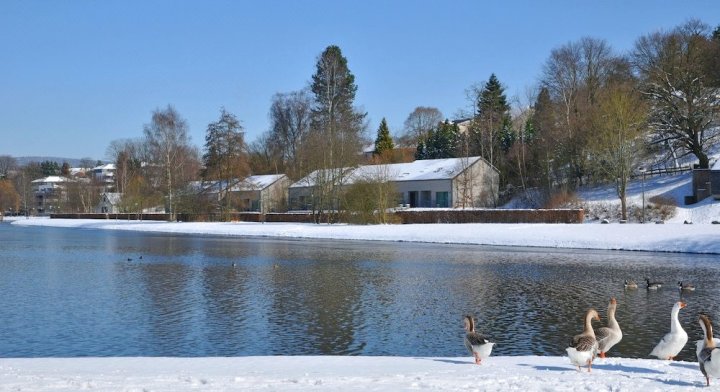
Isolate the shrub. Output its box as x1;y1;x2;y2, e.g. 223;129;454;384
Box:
543;190;580;209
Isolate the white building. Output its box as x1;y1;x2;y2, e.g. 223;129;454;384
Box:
96;192;123;213
289;157;499;210
91;163;116;190
229;174;291;213
191;174;291;213
31;176;73;214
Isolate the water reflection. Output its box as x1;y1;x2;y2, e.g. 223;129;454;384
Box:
1;223;720;361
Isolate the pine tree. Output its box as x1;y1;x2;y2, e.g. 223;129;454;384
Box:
374;118;394;155
310;45;365;171
416;121;459;160
40;160;60;176
472;74;511;165
308;45;365;222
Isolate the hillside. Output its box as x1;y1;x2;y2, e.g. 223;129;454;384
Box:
574;168;720;224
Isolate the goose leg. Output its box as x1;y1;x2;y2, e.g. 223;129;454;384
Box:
599;352;606;358
587;359;592;373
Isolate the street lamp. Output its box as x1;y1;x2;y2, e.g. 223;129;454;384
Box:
639;167;646;223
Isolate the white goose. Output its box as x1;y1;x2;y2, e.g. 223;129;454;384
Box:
463;315;494;365
595;297;622;358
697;314;720;386
566;308;600;372
650;301;688;360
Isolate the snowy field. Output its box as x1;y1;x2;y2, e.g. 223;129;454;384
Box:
6;215;720;254
0;355;710;391
3;171;720;391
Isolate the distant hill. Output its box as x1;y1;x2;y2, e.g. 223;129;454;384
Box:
14;156;104;168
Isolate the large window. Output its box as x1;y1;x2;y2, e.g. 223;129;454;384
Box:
420;191;432;207
436;191;449;208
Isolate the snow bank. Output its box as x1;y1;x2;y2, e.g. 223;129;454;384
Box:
8;216;720;254
0;355;706;391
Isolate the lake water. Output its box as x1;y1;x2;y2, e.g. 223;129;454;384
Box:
1;222;719;361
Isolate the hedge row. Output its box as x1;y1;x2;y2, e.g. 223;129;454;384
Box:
51;213;171;221
52;209;583;224
394;209;584;224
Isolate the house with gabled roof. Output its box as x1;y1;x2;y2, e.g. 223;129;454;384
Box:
190;174;291;213
228;174;291;213
288;156;499;210
96;192;123;213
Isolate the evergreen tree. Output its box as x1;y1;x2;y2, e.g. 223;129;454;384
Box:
40;161;60;176
308;45;366;222
471;74;511;166
310;45;365;171
374;118;394;155
60;162;71;176
416;121;459;160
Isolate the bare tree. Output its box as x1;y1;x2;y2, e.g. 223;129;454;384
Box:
202;108;249;218
0;155;17;179
248;130;283;175
0;179;20;213
541;37;621;187
267;89;313;180
106;138;145;195
343;164;398;224
591;82;648;220
633;19;720;169
399;107;443;147
143;105;194;220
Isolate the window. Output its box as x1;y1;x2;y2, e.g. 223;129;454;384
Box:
420;191;432;207
436;192;449;208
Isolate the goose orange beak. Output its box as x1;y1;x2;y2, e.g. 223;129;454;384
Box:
679;301;687;309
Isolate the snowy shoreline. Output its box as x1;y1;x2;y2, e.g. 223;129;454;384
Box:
6;216;720;255
0;355;708;391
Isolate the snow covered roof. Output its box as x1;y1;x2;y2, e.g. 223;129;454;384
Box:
230;174;287;191
92;163;115;171
191;175;287;193
291;157;487;188
31;176;72;184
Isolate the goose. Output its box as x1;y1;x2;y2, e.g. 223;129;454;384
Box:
595;297;622;358
697;315;720;386
624;280;638;289
678;281;696;291
463;315;494;365
566;308;600;372
646;278;663;290
650;301;688;360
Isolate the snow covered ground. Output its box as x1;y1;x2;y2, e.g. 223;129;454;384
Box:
0;355;710;391
6;214;720;254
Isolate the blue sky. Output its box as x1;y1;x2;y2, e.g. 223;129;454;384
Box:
1;0;717;160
